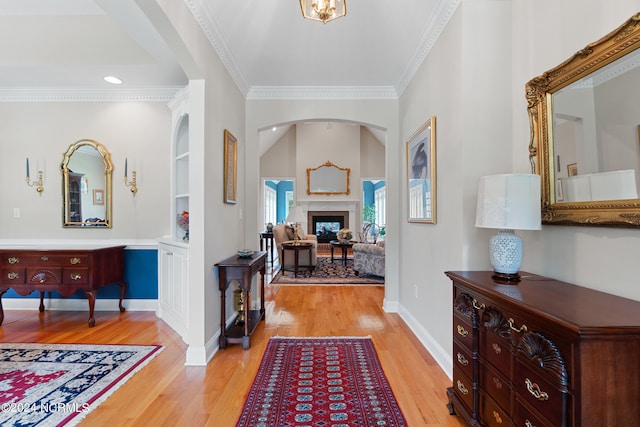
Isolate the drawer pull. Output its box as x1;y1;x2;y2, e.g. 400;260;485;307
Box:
8;257;19;265
70;273;82;281
472;299;485;310
456;352;469;366
525;378;549;400
492;343;502;354
456;380;469;395
525;420;535;427
456;325;469;337
492;410;503;424
508;317;528;332
41;256;49;261
7;272;19;280
493;376;503;390
69;257;82;265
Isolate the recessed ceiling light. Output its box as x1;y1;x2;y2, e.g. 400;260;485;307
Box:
104;76;122;85
272;127;277;132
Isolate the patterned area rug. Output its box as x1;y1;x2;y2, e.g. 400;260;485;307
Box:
0;343;163;427
236;337;407;426
271;256;384;285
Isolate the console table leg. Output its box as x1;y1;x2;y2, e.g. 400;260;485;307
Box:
39;291;45;312
0;289;6;325
84;290;97;327
118;282;126;312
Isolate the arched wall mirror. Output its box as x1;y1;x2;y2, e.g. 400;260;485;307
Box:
60;139;113;228
527;13;640;227
307;161;350;195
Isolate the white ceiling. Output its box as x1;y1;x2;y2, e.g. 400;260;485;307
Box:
0;0;457;150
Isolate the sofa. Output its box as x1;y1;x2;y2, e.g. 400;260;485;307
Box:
353;241;385;277
272;224;318;268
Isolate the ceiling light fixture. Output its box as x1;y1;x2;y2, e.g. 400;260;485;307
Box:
104;76;122;85
299;0;346;24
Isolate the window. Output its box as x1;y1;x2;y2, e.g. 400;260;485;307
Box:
264;186;276;227
375;187;386;226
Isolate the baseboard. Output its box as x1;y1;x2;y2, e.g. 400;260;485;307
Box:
2;298;158;312
398;303;453;380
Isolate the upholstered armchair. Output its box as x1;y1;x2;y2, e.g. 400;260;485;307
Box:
272;224;318;267
353;241;385;277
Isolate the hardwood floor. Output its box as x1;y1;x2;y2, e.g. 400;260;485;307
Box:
0;269;465;426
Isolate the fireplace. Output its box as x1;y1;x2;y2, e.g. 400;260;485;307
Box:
308;211;349;243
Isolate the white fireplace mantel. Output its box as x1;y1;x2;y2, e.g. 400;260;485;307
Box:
298;200;359;233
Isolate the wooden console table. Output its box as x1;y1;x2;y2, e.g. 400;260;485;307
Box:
216;251;266;350
0;245;126;327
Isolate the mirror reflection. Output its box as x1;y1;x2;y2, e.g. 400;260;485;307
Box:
552;48;640;202
61;139;113;228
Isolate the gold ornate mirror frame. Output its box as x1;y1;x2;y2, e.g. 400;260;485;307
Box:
527;13;640;227
60;139;113;228
306;161;350;195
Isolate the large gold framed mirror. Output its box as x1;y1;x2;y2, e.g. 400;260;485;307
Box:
527;13;640;227
307;161;350;195
60;139;113;228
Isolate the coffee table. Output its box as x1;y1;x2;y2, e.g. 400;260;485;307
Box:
281;241;313;277
330;240;354;266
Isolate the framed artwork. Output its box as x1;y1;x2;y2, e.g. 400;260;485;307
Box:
224;129;237;204
406;116;437;223
93;189;104;205
567;163;578;177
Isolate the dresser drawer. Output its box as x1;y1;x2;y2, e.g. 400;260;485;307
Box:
62;268;89;285
1;268;26;284
515;398;555;427
515;361;567;426
454;314;474;351
453;340;474;380
481;393;512;427
1;254;89;267
483;330;512;376
452;368;474;415
482;363;512;415
26;268;62;284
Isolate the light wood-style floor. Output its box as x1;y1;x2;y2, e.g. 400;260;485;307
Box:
0;266;466;427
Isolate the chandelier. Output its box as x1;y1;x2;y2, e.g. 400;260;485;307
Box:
299;0;346;24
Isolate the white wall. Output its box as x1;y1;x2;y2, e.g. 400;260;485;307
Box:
398;0;514;372
0;101;171;240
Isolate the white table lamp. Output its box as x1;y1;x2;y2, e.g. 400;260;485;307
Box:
285;206;306;243
475;174;541;282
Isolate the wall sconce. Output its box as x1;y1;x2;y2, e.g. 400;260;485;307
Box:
124;158;138;196
25;158;44;195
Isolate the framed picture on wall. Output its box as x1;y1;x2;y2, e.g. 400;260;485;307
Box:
224;129;237;204
93;189;104;205
406;116;437;223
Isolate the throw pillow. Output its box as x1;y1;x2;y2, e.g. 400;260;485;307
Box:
285;225;294;240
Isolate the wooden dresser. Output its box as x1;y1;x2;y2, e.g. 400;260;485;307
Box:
0;245;126;327
445;271;640;427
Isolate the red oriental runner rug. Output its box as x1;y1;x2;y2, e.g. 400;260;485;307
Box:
0;343;163;427
236;337;407;426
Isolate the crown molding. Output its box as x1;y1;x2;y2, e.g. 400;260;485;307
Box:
247;86;398;100
0;87;185;102
184;0;250;96
395;0;460;96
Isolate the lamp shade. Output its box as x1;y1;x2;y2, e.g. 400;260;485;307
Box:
286;206;306;224
475;174;541;231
